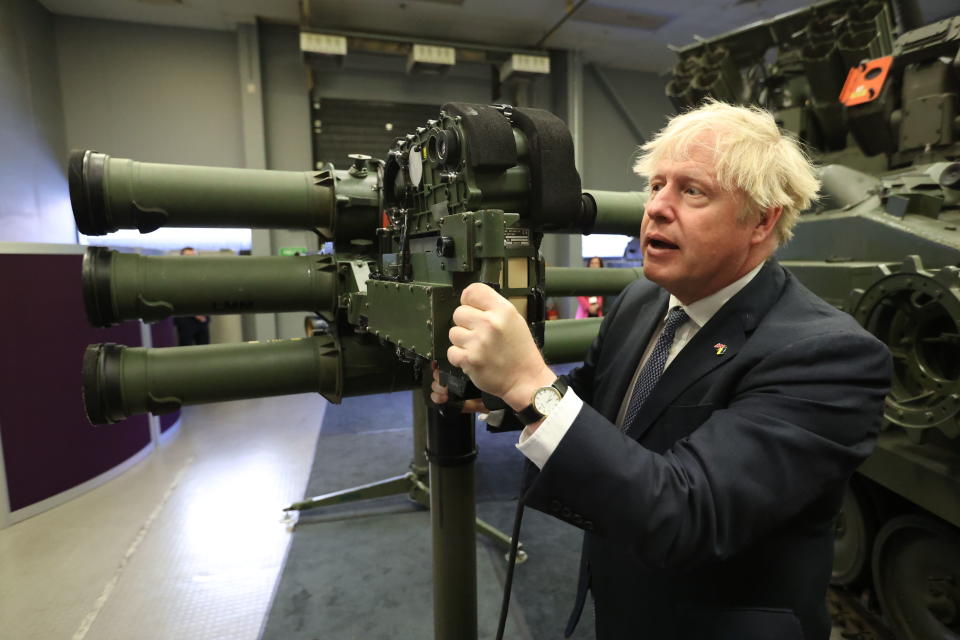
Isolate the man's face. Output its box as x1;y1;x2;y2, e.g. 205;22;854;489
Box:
640;146;762;304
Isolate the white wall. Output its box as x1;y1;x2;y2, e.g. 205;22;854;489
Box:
582;65;672;192
580;64;672;259
55;16;244;167
0;0;73;243
53;16;251;253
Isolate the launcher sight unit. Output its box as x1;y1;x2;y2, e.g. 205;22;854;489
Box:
354;102;586;404
668;4;960;639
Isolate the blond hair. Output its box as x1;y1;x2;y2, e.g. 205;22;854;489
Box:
633;100;819;245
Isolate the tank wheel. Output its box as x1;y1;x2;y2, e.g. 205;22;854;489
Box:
850;257;960;443
832;480;876;587
872;514;960;640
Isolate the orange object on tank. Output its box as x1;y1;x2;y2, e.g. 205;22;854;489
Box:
839;56;893;107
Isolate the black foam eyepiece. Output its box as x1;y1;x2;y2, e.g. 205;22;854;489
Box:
82;343;127;425
69;150;114;236
442;103;517;170
82;247;118;328
510;106;582;230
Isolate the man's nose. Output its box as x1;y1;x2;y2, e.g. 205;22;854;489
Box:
645;185;676;222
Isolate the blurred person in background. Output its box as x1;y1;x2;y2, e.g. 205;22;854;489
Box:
576;256;605;318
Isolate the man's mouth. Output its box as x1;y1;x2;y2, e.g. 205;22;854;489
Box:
648;238;679;250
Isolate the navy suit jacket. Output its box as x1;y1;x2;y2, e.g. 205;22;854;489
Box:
523;260;891;640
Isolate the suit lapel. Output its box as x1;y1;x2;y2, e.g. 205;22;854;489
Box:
625;261;787;441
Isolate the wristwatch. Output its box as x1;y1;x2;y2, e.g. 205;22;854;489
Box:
515;378;569;425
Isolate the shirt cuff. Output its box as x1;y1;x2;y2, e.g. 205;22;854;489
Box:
515;387;583;469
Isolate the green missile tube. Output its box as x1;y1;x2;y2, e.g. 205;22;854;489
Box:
543;318;602;363
545;266;644;296
582;189;647;236
83;247;339;327
82;335;418;425
68;150;373;240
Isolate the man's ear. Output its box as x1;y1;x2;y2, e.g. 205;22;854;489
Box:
752;206;782;244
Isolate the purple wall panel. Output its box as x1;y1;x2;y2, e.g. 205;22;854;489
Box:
0;254;151;511
150;319;181;432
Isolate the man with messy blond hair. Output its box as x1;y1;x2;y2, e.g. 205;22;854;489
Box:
634;99;820;246
432;101;891;639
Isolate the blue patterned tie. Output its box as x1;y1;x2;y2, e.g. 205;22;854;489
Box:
622;306;689;430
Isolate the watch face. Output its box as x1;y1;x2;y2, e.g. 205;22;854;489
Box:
533;386;563;415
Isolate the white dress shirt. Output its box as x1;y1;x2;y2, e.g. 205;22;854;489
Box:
517;261;765;469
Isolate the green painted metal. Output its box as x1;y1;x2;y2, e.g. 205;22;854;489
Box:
427;407;478;640
365;281;457;361
91;152;334;232
71;150;381;243
545;266;644;296
848;257;960;443
284;475;413;511
83;248;338;326
584;189;647;236
778;261;892;310
859;432;960;529
430;462;478;639
81;335;418;424
543;318;602;364
412;390;429;476
327;158;382;248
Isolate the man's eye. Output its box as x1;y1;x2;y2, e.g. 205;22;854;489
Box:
650;183;663;192
685;186;702;196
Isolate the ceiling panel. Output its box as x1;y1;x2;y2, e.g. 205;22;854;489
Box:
39;0;960;72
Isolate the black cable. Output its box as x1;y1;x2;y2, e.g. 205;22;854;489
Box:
495;494;526;640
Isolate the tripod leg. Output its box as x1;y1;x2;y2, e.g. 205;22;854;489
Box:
284;474;412;511
476;517;528;563
286;392;429;513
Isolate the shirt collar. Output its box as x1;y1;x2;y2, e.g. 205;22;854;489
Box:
668;261;766;327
